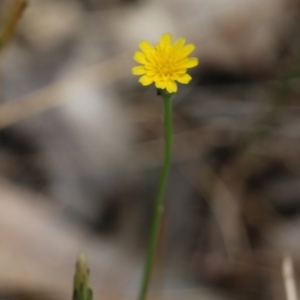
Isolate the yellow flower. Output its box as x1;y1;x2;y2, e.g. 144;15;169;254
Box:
132;33;198;94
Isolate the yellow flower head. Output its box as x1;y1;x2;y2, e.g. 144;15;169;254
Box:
132;33;198;94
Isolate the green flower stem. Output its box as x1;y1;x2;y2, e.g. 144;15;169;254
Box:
138;92;174;300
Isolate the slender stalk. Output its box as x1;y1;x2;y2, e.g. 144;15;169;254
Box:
138;92;173;300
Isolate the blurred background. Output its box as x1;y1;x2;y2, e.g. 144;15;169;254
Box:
0;0;300;299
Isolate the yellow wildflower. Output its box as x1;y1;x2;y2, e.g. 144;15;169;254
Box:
132;33;198;93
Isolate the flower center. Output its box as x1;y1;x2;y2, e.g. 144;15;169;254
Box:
157;59;174;77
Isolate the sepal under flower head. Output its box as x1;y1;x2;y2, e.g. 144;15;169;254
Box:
132;33;198;93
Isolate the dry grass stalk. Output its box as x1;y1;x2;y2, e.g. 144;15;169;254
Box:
283;254;298;300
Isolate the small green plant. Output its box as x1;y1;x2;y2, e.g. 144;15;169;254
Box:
132;33;198;300
72;253;93;300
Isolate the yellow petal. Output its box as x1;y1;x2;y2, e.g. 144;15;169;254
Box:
176;68;187;74
164;45;172;56
185;57;198;68
166;80;177;93
139;75;153;86
174;58;188;68
132;66;146;75
134;52;147;64
170;73;179;80
146;69;156;76
145;64;155;70
177;73;192;84
155;81;166;89
180;44;195;58
160;33;172;47
139;41;155;54
154;74;162;82
173;38;185;51
175;57;198;69
147;50;158;64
